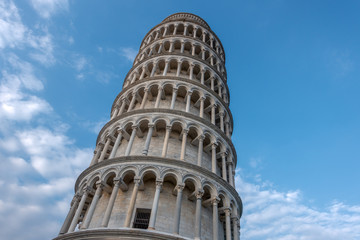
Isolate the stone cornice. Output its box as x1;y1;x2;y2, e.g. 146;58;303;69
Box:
74;156;243;216
139;19;226;63
112;77;232;126
53;228;192;240
96;108;237;165
162;12;210;29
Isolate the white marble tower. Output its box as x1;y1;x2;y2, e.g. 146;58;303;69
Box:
54;12;242;240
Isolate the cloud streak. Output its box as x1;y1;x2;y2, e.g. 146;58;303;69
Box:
236;170;360;240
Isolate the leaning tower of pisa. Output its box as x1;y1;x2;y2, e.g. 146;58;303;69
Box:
54;13;242;240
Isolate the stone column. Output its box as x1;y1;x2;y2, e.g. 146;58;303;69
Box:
197;135;204;166
148;181;163;230
170;88;178;109
59;194;80;234
191;45;196;56
210;76;215;90
173;184;185;234
225;122;230;137
130;72;138;84
199;96;205;118
185;91;192;112
221;152;227;181
101;179;121;227
118;98;126;115
89;145;102;166
109;130;122;158
169;41;174;52
180;41;185;53
99;137;111;162
68;188;89;232
125;126;137;156
211;197;220;240
218;84;222;98
124;178;141;227
232;217;239;240
211;104;216;125
111;105;119;119
180;129;188;161
210;37;214;48
176;61;182;76
163;26;168;37
140;88;149;109
163;60;169;76
224;208;231;240
189;64;194;80
228;161;234;187
200;69;205;84
202;31;207;42
219;111;225;131
154;86;163;108
173;24;178;35
161;126;171;157
128;93;137;111
194;191;204;240
142;124;154;155
81;182;104;229
184;24;188;36
139;66;146;80
201;48;206;60
150;63;157;77
211;142;217;173
193;27;198;38
158;43;163;53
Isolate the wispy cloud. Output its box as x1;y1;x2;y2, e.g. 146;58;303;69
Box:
0;0;55;65
119;47;137;62
30;0;69;19
236;169;360;239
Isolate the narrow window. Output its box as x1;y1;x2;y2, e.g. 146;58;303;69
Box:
133;208;151;229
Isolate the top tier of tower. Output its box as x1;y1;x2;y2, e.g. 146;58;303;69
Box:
136;12;226;69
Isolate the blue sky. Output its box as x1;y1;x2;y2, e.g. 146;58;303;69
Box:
0;0;359;239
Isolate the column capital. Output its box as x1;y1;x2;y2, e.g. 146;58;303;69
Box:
175;184;185;192
198;134;205;141
211;197;220;205
200;68;206;73
166;125;172;131
195;191;204;199
224;207;232;215
221;151;228;158
113;178;122;186
133;177;142;186
95;181;106;189
226;161;233;166
155;180;163;188
131;125;138;130
211;141;218;147
173;87;178;92
182;128;189;135
219;111;225;117
148;123;155;128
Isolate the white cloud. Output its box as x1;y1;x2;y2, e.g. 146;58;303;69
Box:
0;0;55;65
0;55;52;122
236;170;360;239
120;47;137;62
0;0;26;49
30;0;69;19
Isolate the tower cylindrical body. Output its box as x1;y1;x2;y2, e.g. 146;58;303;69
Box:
54;12;242;240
